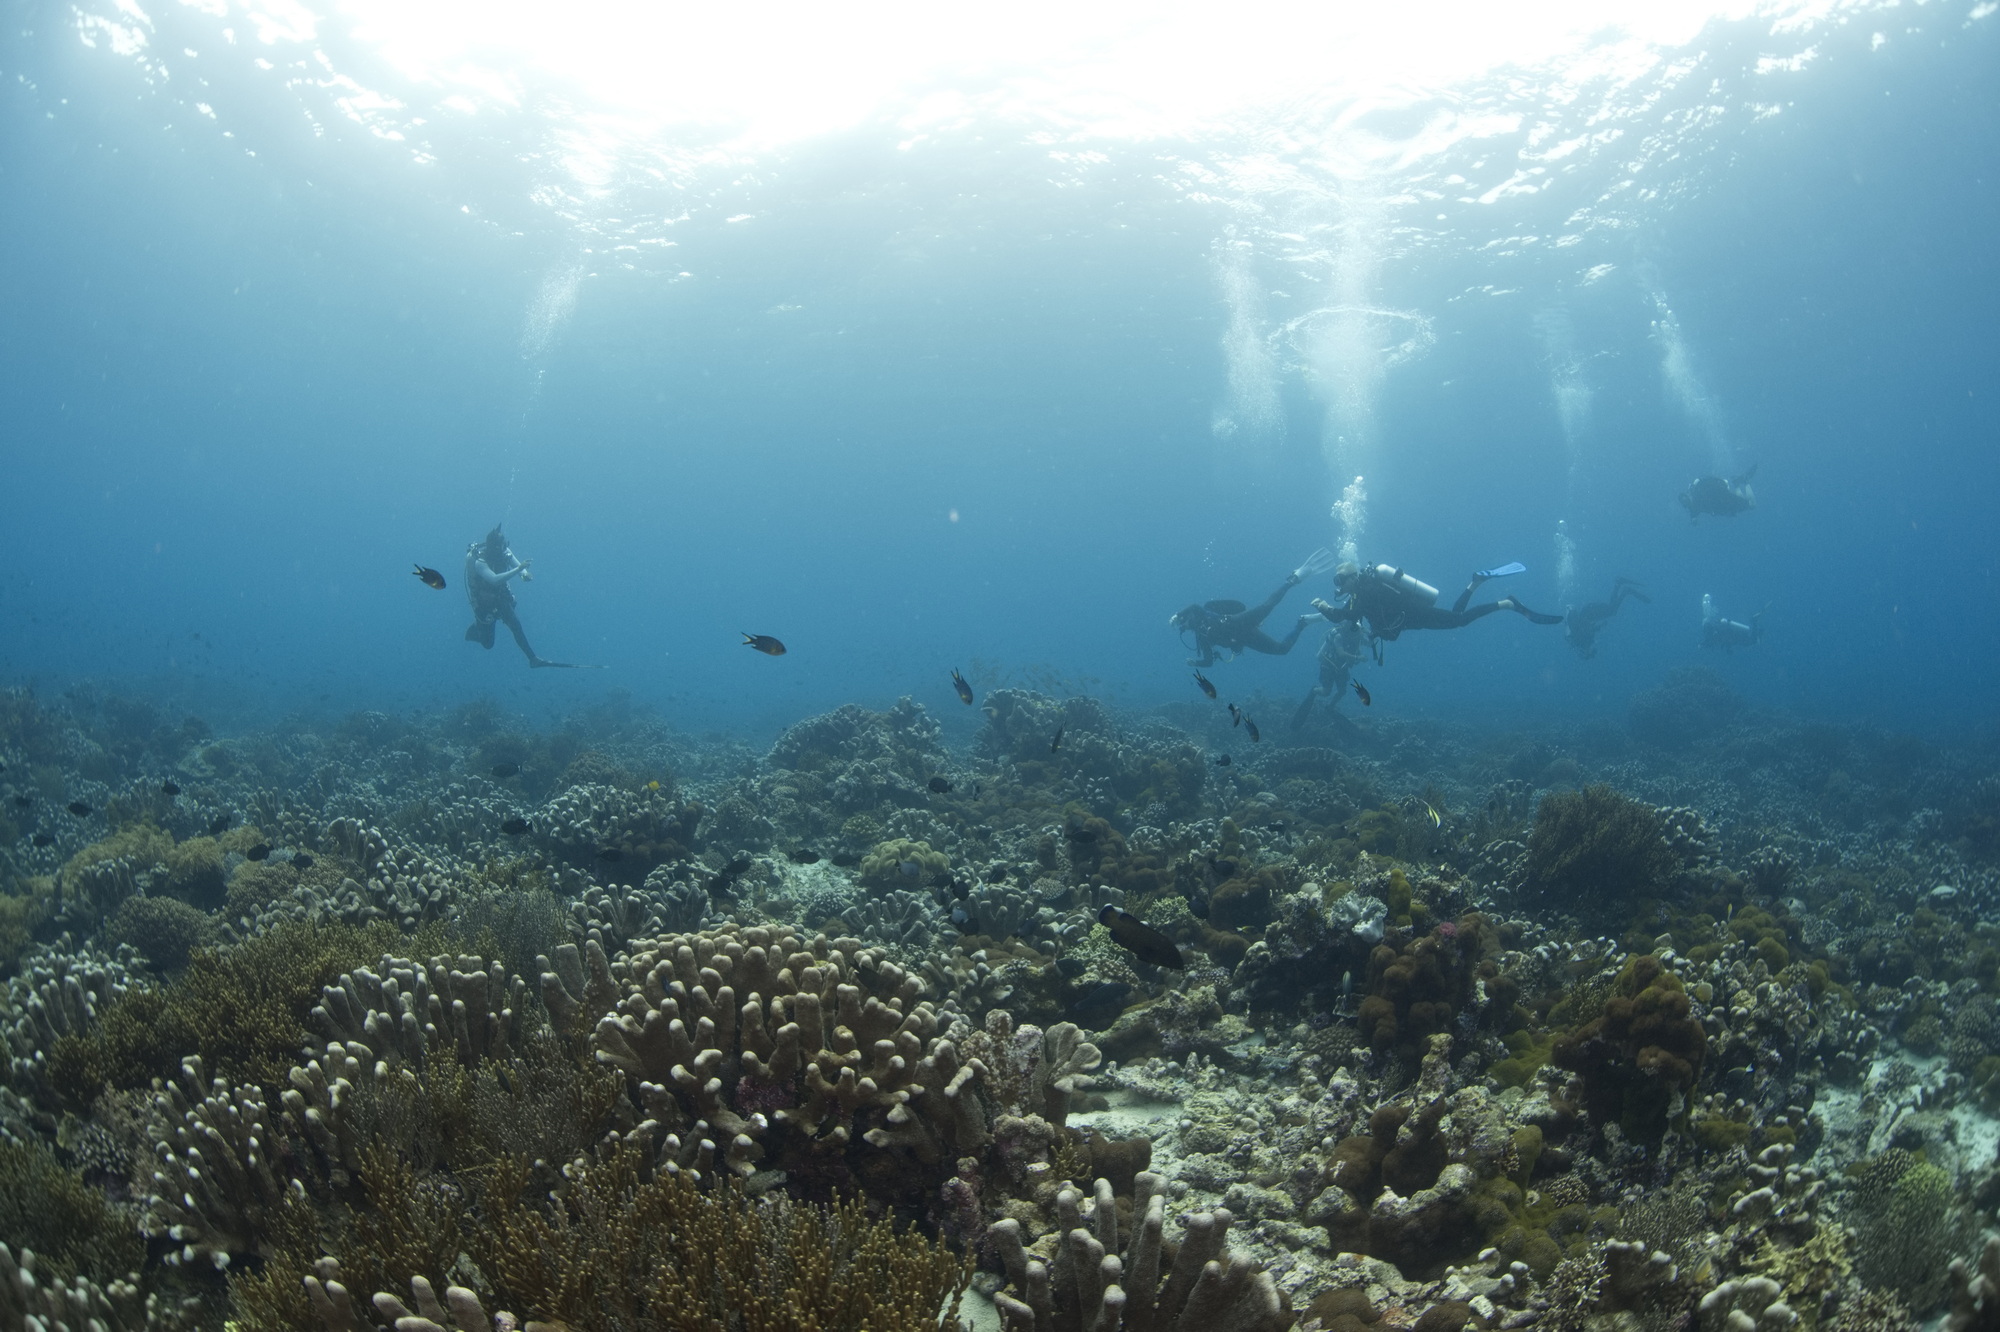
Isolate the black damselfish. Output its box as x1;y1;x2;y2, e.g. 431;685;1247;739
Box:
413;564;447;590
1098;904;1184;970
951;668;974;704
743;633;787;656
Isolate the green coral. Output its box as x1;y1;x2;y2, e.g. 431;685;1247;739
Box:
858;838;948;892
48;917;442;1101
1848;1153;1973;1313
160;834;228;905
1552;954;1705;1146
1492;1029;1554;1089
1525;785;1676;917
0;1140;144;1288
0;876;54;974
104;894;215;972
59;824;173;882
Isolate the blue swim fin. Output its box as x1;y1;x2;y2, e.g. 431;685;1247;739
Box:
1475;561;1527;580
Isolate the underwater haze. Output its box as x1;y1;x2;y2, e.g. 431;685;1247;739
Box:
15;6;2000;1331
3;0;1996;735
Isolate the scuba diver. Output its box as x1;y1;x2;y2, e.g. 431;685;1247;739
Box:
1680;465;1756;521
1565;577;1650;659
1700;592;1763;650
1291;617;1369;730
1309;560;1564;650
1172;547;1339;667
464;525;565;668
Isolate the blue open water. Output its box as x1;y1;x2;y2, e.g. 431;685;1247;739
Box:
2;1;1996;740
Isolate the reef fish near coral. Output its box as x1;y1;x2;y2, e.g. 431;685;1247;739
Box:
951;668;974;704
928;776;953;793
1099;904;1184;969
65;801;91;817
1194;669;1217;699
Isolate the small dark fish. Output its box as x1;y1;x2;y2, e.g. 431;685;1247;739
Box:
292;853;314;871
928;776;954;794
1065;980;1135;1029
787;847;821;865
495;1066;514;1095
246;843;272;861
898;858;921;878
1244;717;1261;743
1065;825;1098;842
1055;957;1088;980
11;795;30;808
501;817;531;835
161;780;181;796
972;782;982;798
1185;890;1210;920
1193;670;1217;699
950;905;977;934
742;633;787;656
1352;679;1372;707
597;847;625;863
66;801;92;818
491;762;521;778
32;832;54;848
413;564;447;590
1228;703;1241;727
1050;725;1065;754
951;668;974;705
1213;754;1231;767
1098;905;1185;970
209;814;233;834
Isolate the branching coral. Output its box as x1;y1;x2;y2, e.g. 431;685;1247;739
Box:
311;953;529;1072
142;1056;299;1268
987;1171;1289;1332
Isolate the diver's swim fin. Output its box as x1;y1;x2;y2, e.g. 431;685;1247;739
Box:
1475;561;1527;580
1504;598;1564;626
529;658;605;669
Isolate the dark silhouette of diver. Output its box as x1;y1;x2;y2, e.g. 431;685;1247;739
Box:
1565;577;1650;659
463;526;594;669
1310;561;1563;652
1700;592;1763;650
1172;547;1338;667
1679;465;1756;521
1291;617;1368;730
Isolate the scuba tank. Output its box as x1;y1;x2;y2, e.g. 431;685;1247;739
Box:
1368;565;1439;608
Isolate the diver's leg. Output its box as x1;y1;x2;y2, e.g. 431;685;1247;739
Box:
1290;690;1320;730
498;610;544;666
1237;579;1295;632
1239;619;1306;656
1451;578;1486;614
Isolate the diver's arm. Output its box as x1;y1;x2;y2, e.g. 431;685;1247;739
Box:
1310;597;1361;625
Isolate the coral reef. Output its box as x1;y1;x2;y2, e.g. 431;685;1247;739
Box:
4;681;2000;1331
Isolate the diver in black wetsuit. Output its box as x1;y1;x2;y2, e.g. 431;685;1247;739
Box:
1291;617;1369;730
464;526;551;667
1700;593;1763;650
1172;547;1338;667
1679;466;1756;521
1310;561;1564;647
1565;577;1650;659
